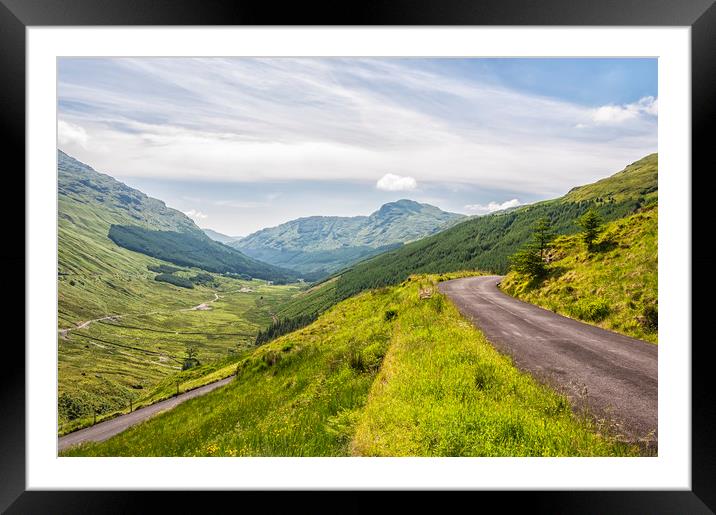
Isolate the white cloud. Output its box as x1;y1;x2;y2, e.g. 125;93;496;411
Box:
464;199;521;215
376;173;418;191
184;209;208;221
58;120;89;148
639;96;658;115
58;58;657;197
591;96;658;125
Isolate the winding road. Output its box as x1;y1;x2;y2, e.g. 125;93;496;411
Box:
439;276;657;445
58;376;234;452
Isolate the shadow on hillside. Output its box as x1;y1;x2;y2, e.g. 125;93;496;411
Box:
521;265;569;291
591;238;618;253
545;265;569;281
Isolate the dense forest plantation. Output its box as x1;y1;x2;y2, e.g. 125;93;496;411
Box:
109;224;298;283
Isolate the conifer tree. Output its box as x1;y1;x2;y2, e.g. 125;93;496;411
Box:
533;216;554;260
508;217;554;280
576;208;603;251
509;243;546;279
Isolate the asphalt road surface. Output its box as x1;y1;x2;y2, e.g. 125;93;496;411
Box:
58;376;234;452
439;276;657;444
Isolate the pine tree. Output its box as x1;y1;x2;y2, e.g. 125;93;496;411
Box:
508;243;546;279
532;216;554;260
508;217;553;279
576;208;603;251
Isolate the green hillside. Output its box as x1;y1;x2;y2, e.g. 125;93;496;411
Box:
501;204;658;343
232;199;465;277
63;274;635;457
278;154;658;320
58;150;300;426
562;155;658;203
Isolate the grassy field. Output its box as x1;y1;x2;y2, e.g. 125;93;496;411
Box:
500;204;657;343
63;273;637;457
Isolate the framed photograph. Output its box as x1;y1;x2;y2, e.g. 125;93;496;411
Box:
4;0;712;512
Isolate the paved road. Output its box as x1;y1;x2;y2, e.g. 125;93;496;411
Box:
439;276;657;444
58;376;234;452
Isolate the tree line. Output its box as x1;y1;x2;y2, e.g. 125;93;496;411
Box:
255;313;318;346
109;224;298;283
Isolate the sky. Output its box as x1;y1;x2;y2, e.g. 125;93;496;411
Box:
57;58;657;236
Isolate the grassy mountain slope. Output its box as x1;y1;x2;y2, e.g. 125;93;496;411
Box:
58;150;300;425
60;149;297;282
58;149;213;323
501;204;658;343
280;154;657;320
63;274;635;457
562;154;658;203
232;199;465;277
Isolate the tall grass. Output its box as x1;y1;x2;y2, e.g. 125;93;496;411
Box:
351;276;635;456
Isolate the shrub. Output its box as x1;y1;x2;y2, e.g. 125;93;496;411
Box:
474;362;497;390
348;348;366;372
384;309;398;322
641;303;658;330
261;350;282;368
429;295;446;313
58;392;92;421
361;342;387;372
570;298;610;322
182;357;201;370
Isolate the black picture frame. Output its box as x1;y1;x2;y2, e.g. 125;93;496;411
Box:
3;0;712;512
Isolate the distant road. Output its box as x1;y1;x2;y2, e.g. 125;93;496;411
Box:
58;376;234;452
439;276;657;444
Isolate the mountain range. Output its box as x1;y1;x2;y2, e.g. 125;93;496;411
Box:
228;199;465;277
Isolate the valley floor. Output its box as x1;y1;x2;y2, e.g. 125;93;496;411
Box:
58;274;300;434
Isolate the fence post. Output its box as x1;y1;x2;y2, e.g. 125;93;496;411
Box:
129;399;133;413
93;410;97;425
